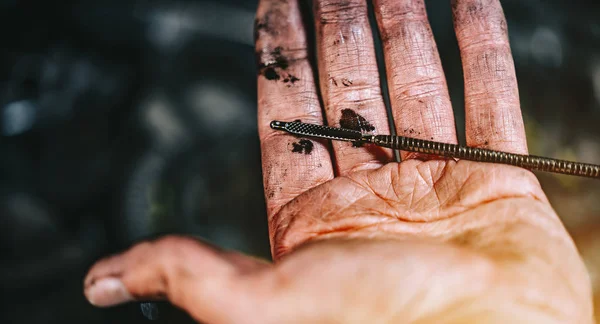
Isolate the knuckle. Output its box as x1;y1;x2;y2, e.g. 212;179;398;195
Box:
393;76;446;101
458;31;508;52
345;96;382;107
376;0;427;22
327;63;376;77
255;47;309;84
256;45;309;72
316;0;368;24
380;18;432;45
465;87;514;107
452;0;501;25
329;83;382;101
326;68;380;94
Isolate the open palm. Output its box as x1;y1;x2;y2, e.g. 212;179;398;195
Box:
83;0;594;323
262;158;589;322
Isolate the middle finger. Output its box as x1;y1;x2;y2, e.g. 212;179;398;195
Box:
314;0;394;175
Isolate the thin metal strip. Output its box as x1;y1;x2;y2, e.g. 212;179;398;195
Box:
271;120;600;179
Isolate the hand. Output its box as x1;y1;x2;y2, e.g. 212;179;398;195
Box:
83;0;595;323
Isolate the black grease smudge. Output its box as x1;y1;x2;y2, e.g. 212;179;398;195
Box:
339;109;374;148
270;47;289;69
283;75;300;84
256;46;301;84
256;46;289;80
339;109;375;132
291;139;314;155
341;78;353;86
264;67;280;80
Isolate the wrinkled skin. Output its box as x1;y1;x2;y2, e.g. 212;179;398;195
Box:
83;0;595;323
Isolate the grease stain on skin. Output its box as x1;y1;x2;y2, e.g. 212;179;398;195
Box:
271;47;289;69
257;46;289;71
291;139;314;155
339;109;375;147
340;109;375;132
263;67;280;80
329;75;338;86
256;46;300;85
283;75;300;85
403;128;421;135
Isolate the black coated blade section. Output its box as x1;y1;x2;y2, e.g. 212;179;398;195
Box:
284;121;362;142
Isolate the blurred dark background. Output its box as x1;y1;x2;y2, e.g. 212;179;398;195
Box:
0;0;599;323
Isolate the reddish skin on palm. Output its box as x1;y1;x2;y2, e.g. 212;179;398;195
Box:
83;0;595;323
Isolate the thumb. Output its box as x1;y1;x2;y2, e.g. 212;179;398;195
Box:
83;235;273;324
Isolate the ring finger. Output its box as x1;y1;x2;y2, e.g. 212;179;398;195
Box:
373;0;458;160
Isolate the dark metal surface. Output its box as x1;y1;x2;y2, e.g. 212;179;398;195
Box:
273;120;600;178
270;120;364;142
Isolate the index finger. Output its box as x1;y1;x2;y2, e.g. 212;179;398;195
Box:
256;0;334;238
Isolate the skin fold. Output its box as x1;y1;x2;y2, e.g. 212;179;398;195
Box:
83;0;595;323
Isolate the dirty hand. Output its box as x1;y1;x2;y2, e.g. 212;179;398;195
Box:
83;0;594;323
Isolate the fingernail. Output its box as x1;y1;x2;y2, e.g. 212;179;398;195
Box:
85;277;133;307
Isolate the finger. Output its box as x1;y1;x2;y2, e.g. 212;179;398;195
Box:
452;0;527;154
373;0;458;160
314;0;394;174
256;0;334;230
84;236;272;324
